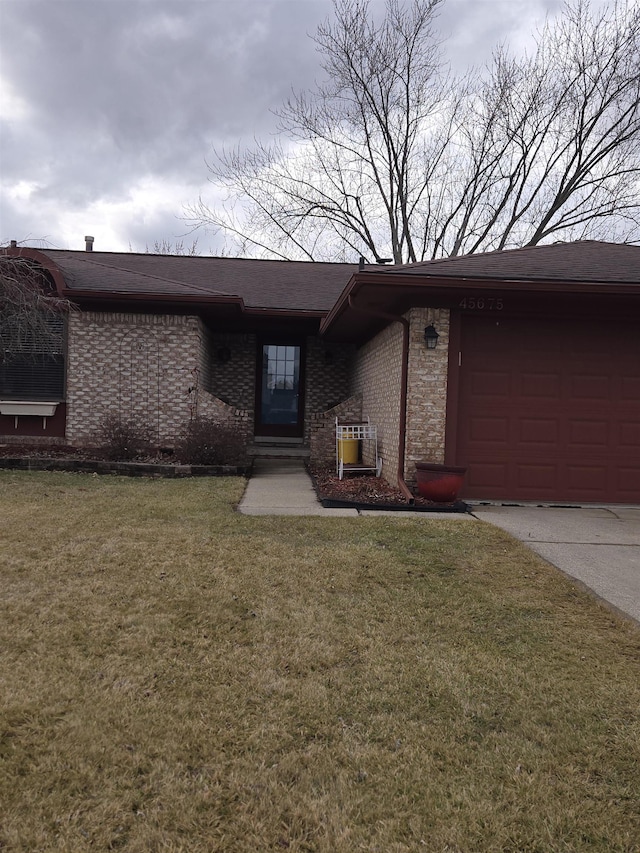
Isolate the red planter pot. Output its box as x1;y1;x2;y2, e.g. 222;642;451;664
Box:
415;462;467;503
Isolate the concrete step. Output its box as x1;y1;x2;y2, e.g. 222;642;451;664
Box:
253;435;304;445
248;444;310;459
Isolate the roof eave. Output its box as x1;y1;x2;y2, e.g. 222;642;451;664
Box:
65;289;328;320
320;270;640;337
0;246;68;297
64;288;245;307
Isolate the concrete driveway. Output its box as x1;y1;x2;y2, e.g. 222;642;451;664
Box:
472;505;640;624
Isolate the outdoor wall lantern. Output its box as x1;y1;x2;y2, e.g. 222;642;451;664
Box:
216;346;231;363
424;324;439;349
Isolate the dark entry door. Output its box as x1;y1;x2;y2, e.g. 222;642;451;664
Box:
255;341;305;437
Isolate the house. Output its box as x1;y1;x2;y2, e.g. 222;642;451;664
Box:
1;239;639;504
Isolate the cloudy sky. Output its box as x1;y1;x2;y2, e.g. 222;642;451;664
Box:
1;0;579;255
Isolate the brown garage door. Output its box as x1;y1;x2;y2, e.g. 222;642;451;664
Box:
456;315;640;503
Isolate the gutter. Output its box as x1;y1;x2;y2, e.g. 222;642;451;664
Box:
347;294;414;505
58;290;328;321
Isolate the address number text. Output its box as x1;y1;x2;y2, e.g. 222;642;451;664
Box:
459;297;504;310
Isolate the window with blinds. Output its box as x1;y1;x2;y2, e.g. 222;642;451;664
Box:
0;315;65;401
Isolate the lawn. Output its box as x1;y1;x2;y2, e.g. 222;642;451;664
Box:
1;471;639;852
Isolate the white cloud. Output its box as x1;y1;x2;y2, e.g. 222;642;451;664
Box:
4;180;40;202
0;76;33;123
0;0;614;255
10;174;209;253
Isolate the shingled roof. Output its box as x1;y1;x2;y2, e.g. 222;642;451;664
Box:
40;250;358;314
321;240;640;341
14;241;640;330
382;240;640;284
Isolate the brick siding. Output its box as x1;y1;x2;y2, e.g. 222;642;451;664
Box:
305;338;353;413
346;307;451;488
404;307;450;486
19;305;449;468
65;311;249;446
350;321;404;481
206;332;257;416
304;338;354;442
61;313;357;448
309;394;363;467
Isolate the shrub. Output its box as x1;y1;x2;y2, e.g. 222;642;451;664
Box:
96;415;154;461
177;417;247;466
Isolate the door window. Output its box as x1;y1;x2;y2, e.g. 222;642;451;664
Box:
261;344;301;426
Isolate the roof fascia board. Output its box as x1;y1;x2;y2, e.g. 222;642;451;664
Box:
320;270;640;336
66;290;325;320
65;289;244;306
367;272;640;292
0;246;67;297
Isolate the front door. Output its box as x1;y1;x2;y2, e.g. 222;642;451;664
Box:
255;340;305;437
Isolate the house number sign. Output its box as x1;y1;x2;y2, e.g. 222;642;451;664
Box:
458;297;504;310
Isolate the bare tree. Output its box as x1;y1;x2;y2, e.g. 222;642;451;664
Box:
0;255;73;362
147;238;200;256
189;0;640;262
189;0;452;263
127;238;201;255
431;0;640;257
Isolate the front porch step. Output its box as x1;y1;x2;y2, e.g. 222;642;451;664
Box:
253;435;304;445
248;442;310;459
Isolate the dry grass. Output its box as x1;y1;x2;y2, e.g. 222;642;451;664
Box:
1;471;639;852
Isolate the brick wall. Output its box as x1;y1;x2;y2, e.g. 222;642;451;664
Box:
304;338;354;442
8;304;450;465
203;332;354;442
207;332;257;416
64;314;356;447
404;307;450;486
350;321;404;482
198;323;215;397
65;311;248;446
196;387;251;437
309;394;363;467
347;307;451;488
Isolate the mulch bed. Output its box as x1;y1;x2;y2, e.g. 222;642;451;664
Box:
0;446;468;510
308;466;469;513
0;444;134;462
0;444;174;463
0;444;250;478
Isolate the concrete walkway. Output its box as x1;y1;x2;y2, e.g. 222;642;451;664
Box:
237;458;474;519
239;458;357;516
473;505;640;624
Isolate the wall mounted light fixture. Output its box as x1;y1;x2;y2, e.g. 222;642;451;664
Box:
424;324;439;349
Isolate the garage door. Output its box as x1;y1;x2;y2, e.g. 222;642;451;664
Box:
456;315;640;503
